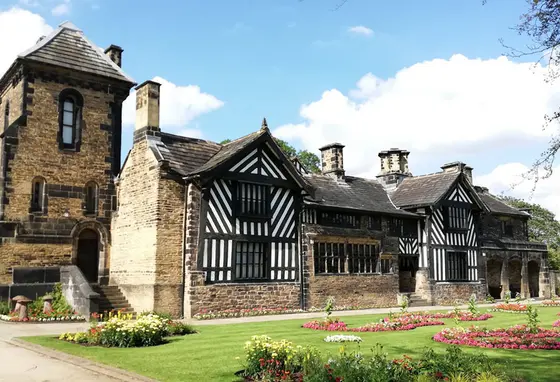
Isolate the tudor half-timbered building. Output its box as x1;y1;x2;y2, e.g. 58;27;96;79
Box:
111;80;310;317
294;143;422;308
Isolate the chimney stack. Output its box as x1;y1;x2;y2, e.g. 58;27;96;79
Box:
376;148;411;191
134;80;161;140
441;161;473;183
105;44;123;67
319;143;345;179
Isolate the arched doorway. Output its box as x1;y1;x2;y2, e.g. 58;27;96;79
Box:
508;259;522;297
486;259;502;299
528;261;540;298
77;229;99;282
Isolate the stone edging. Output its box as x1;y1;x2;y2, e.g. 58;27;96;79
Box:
6;338;157;382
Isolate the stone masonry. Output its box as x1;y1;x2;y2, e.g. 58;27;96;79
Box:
0;53;132;284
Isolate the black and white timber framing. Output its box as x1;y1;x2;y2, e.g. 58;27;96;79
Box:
423;182;481;281
199;144;303;283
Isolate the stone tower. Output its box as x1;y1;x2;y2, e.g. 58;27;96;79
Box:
0;21;135;285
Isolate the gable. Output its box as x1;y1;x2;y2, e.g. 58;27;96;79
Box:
445;182;474;204
439;177;487;211
228;145;288;180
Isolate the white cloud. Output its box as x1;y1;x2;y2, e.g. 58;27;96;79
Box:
122;76;224;134
0;8;53;76
177;129;204;139
348;25;373;36
51;1;71;16
476;163;560;218
274;54;560;178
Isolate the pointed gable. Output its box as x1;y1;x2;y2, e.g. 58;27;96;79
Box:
17;21;134;84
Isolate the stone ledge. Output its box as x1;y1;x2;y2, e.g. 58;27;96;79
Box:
434;282;482;285
6;338;156;382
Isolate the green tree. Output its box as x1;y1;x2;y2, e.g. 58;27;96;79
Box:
219;137;320;174
498;196;560;269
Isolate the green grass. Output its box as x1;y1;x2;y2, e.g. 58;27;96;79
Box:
22;308;560;382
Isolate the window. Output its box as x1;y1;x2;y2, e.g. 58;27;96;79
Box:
58;89;83;150
313;242;383;274
84;181;98;215
3;102;8;130
447;207;468;230
502;221;514;238
388;218;402;236
319;211;358;228
30;177;46;213
447;251;468;281
378;258;392;274
234;242;268;281
367;216;382;230
235;182;269;218
402;219;417;237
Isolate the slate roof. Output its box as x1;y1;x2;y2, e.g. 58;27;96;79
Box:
390;171;460;208
477;192;530;217
304;174;417;217
17;21;134;84
188;130;264;176
148;133;221;176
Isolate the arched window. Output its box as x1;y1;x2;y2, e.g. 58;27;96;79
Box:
84;181;98;215
3;102;9;130
30;177;46;213
58;89;83;151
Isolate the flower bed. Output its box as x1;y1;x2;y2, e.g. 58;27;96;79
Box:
542;300;560;307
193;304;387;320
59;313;196;348
303;315;445;332
395;311;492;321
240;335;523;381
489;303;528;313
324;335;362;343
553;320;560;328
433;324;560;350
1;313;85;322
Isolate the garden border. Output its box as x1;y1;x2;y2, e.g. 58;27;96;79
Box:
6;338;155;382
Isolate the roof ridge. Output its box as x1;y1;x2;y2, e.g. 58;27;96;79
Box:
160;131;220;145
407;170;456;180
222;129;264;147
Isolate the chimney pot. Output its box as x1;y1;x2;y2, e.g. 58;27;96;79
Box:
441;161;473;183
134;80;161;136
105;44;123;67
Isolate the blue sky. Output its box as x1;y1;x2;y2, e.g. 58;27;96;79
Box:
2;0;560;215
23;0;532;146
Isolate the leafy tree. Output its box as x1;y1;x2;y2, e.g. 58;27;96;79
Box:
219;137;320;174
498;196;560;269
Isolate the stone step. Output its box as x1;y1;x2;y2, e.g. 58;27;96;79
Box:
90;284;135;315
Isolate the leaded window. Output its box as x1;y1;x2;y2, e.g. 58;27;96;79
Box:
447;251;468;281
234;241;268;281
235;182;269;218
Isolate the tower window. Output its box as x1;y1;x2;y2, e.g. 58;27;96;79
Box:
84;181;98;215
58;89;83;151
30;177;46;213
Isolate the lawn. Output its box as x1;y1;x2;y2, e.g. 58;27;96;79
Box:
22;307;560;382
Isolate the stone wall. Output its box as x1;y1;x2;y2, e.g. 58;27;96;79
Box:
432;282;487;305
183;182;202;318
0;242;72;283
110;138;160;313
308;274;398;308
153;177;185;317
0;61;132;284
188;276;301;315
480;215;528;241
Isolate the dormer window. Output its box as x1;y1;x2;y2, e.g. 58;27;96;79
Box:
235;182;270;218
58;89;83;151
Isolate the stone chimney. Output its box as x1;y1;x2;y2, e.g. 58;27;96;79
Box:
376;148;411;191
441;161;473;183
319;143;345;179
134;80;161;142
105;44;123;67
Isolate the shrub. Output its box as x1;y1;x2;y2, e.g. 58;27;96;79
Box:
98;313;167;347
166;321;196;336
0;300;9;315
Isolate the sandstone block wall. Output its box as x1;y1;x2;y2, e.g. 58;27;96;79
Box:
188;276;301;315
110;139;159;313
153;177;185;317
308;274;398;308
432;282;487;305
